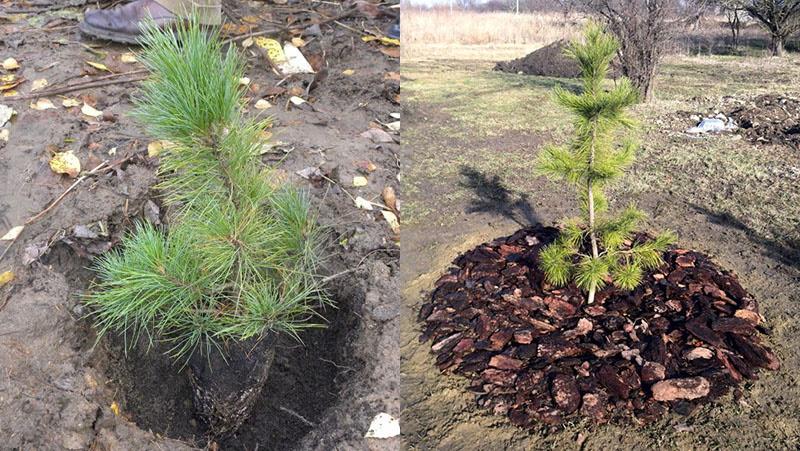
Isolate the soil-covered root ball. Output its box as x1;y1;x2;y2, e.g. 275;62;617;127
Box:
418;225;780;427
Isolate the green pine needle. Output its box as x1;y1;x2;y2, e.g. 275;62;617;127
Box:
536;22;675;297
86;17;328;364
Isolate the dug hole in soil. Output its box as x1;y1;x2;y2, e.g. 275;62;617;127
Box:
0;2;400;449
418;225;780;429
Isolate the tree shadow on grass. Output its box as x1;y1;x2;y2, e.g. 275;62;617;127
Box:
689;203;800;271
459;166;539;227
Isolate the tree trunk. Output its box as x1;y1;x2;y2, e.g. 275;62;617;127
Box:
188;333;277;436
771;34;785;56
587;120;599;304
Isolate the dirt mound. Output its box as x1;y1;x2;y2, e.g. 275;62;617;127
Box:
494;40;621;78
726;94;800;149
494;40;580;77
418;225;779;428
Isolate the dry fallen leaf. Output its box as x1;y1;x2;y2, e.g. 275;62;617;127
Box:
86;61;112;72
353;175;368;187
0;129;8;142
239;77;251;86
81;102;103;118
364;412;400;438
342;69;355;76
355;160;377;173
291;37;306;47
62;98;80;108
0;270;14;287
147;140;175;157
354;196;374;210
30;98;56;110
31;78;48;91
381;210;400;234
241;37;254;48
50;151;81;177
2;58;20;70
0;104;14;126
120;53;137;63
382;186;397;212
254;99;272;110
1;225;24;241
110;401;120;416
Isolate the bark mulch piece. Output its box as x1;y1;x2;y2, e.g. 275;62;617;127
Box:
493;40;621;78
727;94;800;149
418;225;780;428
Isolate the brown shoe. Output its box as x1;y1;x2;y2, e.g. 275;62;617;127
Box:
80;0;177;44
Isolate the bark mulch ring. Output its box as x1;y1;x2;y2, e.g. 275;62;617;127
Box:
493;40;621;78
726;94;800;149
418;225;780;428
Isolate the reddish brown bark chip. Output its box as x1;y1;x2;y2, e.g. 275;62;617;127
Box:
551;374;581;414
419;225;780;428
651;377;710;401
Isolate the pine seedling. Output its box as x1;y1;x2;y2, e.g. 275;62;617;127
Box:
536;23;675;304
85;17;328;363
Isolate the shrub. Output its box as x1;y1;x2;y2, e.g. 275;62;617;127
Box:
85;18;327;362
536;23;675;304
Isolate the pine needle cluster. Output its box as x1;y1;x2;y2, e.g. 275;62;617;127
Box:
536;23;675;304
85;18;327;362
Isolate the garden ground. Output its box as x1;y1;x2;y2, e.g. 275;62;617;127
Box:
401;37;800;450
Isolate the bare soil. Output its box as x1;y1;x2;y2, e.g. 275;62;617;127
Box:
494;39;620;78
0;1;400;449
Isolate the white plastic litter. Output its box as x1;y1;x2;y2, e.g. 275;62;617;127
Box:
686;117;737;134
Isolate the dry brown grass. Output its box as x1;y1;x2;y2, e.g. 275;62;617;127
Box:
401;9;583;57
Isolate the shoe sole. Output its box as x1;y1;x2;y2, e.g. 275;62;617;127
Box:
79;21;142;44
79;21;218;45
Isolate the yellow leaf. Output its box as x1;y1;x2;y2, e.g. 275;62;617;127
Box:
0;74;14;82
0;129;8;142
353;175;368;187
120;53;137;63
242;15;260;24
62;98;80;108
86;61;112;72
81;103;103;118
254;99;271;110
110;401;120;416
30;98;56;110
342;69;355;76
147;140;175;157
1;225;24;241
255;38;287;64
2;58;20;70
3;90;18;97
0;270;14;287
31;78;48;92
50;151;81;177
291;37;305;47
361;35;400;46
0;80;22;92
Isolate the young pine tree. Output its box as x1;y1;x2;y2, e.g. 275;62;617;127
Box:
85;18;327;363
536;24;675;304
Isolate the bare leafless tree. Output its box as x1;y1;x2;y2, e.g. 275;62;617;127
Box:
740;0;800;56
583;0;674;102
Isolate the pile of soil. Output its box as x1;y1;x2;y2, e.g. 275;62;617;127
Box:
494;40;621;78
726;94;800;148
418;225;780;428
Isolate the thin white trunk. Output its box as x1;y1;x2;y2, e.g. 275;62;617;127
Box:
587;120;599;304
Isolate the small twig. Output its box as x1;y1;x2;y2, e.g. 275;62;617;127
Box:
0;161;109;263
321;247;395;284
278;406;316;427
4;73;147;102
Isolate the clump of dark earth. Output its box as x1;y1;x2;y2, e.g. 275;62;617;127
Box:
494;40;621;78
725;94;800;149
418;225;780;428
